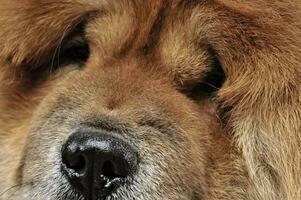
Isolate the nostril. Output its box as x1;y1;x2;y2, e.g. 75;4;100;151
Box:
102;160;123;180
65;154;86;173
102;161;116;180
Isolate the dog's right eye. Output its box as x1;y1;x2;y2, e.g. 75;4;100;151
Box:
57;37;90;68
24;35;90;86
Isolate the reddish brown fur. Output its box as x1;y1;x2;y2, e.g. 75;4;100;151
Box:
0;0;301;199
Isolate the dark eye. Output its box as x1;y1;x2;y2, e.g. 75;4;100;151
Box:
24;37;90;86
187;50;225;101
53;20;90;69
58;39;90;68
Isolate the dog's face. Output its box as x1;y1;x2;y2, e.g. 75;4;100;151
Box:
1;0;301;200
2;1;223;199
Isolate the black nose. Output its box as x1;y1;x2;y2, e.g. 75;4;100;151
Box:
61;130;138;199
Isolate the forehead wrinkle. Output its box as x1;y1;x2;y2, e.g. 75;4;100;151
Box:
138;0;171;55
84;0;169;63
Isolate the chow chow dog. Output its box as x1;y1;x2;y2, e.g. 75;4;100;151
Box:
0;0;300;199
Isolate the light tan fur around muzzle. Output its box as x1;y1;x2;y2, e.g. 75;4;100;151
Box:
0;0;301;199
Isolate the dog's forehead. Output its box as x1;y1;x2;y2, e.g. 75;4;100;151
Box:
1;0;268;72
80;0;215;84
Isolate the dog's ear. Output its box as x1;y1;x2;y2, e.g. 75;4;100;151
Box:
211;1;301;198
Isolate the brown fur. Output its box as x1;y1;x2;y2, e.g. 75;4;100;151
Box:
0;0;301;199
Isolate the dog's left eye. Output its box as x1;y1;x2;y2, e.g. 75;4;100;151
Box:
185;53;225;101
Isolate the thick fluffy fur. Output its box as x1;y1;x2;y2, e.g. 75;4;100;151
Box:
0;0;301;199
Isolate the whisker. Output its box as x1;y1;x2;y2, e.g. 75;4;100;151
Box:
50;25;71;74
203;81;219;90
0;181;36;200
0;184;22;198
